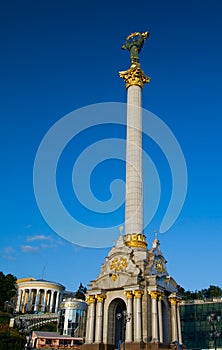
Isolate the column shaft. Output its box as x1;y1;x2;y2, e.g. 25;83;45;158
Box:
177;303;182;344
16;289;22;312
134;291;143;342
158;298;163;343
151;295;158;341
95;295;105;343
55;292;60;312
86;297;96;343
125;85;143;235
49;290;54;312
125;292;133;342
169;299;178;342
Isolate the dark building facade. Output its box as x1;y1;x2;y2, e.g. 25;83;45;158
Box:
180;300;222;350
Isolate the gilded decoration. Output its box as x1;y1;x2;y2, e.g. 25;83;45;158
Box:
110;257;128;271
86;295;95;305
168;297;178;305
149;291;158;299
154;258;166;273
96;294;107;302
119;64;150;89
111;273;118;281
133;290;144;298
124;291;133;299
124;233;147;249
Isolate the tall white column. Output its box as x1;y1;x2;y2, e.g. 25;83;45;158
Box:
125;291;133;342
134;290;143;342
20;289;25;312
34;289;40;312
149;292;159;342
49;290;54;313
27;289;31;311
158;294;164;343
42;290;46;312
169;297;178;342
55;292;60;312
16;289;22;312
86;295;96;343
125;85;143;235
95;294;106;343
177;302;182;344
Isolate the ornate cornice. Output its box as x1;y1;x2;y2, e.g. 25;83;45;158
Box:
124;233;147;249
119;63;150;89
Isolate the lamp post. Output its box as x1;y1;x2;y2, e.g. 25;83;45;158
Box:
116;311;131;350
207;313;221;350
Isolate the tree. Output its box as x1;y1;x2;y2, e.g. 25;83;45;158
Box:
0;272;17;311
178;284;222;301
75;283;87;300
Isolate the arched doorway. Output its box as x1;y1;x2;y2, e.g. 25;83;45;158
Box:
107;298;126;347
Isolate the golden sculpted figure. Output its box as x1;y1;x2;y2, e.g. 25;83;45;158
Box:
122;31;149;64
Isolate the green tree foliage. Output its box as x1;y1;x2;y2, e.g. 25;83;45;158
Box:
0;272;17;311
75;283;87;300
178;284;222;300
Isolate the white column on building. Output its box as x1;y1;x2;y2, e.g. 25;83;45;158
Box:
125;85;143;235
158;293;164;343
133;290;143;342
42;290;47;312
125;291;133;342
177;301;182;344
26;288;32;312
149;291;159;342
16;289;22;312
95;294;106;343
20;289;25;312
85;295;96;343
49;290;54;313
34;288;40;312
169;297;178;342
55;292;60;312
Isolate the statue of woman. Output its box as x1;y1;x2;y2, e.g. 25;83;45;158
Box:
122;31;149;64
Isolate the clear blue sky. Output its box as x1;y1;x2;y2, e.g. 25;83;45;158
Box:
1;0;222;293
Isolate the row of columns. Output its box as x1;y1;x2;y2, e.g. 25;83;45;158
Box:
16;288;61;313
85;290;182;346
149;291;182;344
125;290;144;342
85;294;107;344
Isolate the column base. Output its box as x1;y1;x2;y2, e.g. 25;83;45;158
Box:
82;343;186;350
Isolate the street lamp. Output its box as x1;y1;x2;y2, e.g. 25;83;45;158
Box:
116;310;131;350
207;313;221;350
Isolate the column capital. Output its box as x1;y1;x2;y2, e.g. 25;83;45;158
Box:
124;291;133;299
86;295;96;305
158;292;165;300
168;296;178;305
119;63;150;89
133;290;144;298
149;291;158;299
95;294;106;302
